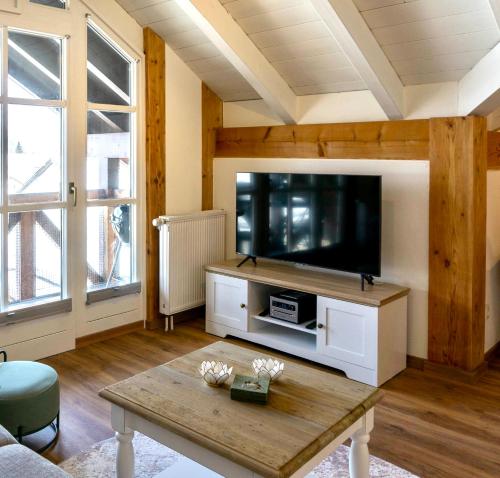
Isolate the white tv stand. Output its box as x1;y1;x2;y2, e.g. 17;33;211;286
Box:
205;260;409;386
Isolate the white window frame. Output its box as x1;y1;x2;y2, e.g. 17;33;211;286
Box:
85;17;140;304
0;25;70;323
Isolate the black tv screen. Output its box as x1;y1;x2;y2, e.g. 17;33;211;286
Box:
236;173;382;276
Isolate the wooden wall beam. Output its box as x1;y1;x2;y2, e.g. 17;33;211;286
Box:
144;28;166;330
488;131;500;169
428;116;487;371
215;119;430;160
202;84;223;211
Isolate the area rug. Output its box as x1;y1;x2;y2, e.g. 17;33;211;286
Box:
60;432;417;477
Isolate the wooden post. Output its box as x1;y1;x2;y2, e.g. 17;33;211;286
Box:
201;83;222;211
487;131;500;169
144;28;166;330
428;116;487;371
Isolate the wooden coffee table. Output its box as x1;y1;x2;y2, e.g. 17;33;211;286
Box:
99;342;383;478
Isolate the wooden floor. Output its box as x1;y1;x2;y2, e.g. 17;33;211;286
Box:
40;319;500;478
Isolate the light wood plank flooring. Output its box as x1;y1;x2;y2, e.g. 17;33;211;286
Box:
39;319;500;477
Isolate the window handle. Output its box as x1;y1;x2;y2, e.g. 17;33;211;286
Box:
69;182;77;207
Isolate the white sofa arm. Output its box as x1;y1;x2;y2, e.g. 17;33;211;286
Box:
0;424;17;447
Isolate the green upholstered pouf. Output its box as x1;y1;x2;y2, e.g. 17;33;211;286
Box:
0;361;59;439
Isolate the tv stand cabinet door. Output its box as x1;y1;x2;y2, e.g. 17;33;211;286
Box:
317;297;377;369
206;273;248;331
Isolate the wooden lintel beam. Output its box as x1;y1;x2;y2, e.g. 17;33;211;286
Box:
202;83;222;211
215;120;430;160
488;131;500;169
144;27;166;330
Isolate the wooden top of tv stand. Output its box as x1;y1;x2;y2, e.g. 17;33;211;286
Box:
206;259;410;307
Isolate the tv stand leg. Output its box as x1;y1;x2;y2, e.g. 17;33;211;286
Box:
360;274;374;291
236;255;257;268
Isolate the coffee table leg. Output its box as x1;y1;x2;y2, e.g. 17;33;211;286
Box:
349;427;370;478
116;430;135;478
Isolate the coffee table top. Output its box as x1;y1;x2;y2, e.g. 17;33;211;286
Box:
99;341;383;478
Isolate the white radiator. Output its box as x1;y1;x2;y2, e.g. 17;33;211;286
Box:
153;210;225;325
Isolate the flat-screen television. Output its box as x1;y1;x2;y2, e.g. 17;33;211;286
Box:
236;173;382;277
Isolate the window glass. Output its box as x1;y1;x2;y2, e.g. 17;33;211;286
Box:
8;210;62;306
8;105;62;203
87;205;132;290
8;30;62;100
87;25;131;106
30;0;66;8
87;111;131;199
86;23;136;295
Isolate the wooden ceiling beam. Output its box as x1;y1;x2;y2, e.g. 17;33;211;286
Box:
458;44;500;116
310;0;404;120
215;119;430;160
174;0;297;124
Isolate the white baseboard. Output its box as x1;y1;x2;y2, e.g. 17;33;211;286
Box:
78;308;141;338
2;329;74;361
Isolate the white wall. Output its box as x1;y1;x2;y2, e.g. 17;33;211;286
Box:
165;44;202;215
223;84;461;127
224;91;388;127
404;83;458;119
486;171;500;352
297;91;388;124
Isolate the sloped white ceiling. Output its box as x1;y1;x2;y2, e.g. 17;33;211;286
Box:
353;0;500;85
117;0;261;101
117;0;500;100
220;0;366;95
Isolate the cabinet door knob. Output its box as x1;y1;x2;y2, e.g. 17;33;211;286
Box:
317;323;324;329
240;303;246;309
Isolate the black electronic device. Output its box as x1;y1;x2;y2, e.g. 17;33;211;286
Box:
269;290;316;324
236;173;382;279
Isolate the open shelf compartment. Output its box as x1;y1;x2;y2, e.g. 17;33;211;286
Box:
251;322;317;352
252;314;317;335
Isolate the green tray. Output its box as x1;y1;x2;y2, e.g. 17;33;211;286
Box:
230;374;270;404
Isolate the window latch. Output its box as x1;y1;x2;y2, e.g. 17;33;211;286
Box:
69;182;77;207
